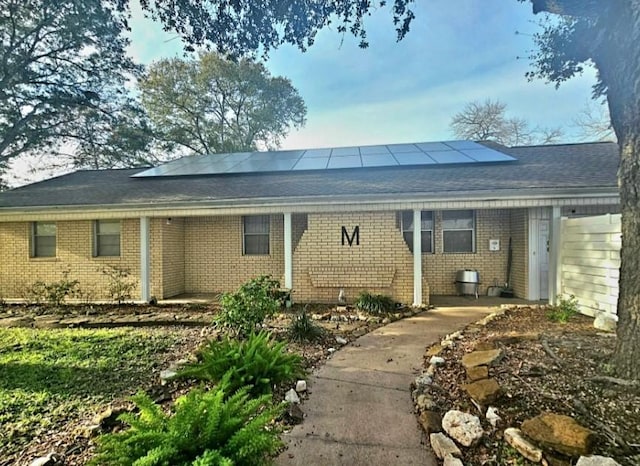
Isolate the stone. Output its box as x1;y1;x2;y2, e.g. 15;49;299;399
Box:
593;313;617;332
160;368;177;383
430;432;462;459
327;347;336;354
414;374;432;392
30;453;63;466
491;332;541;345
295;380;307;393
416;394;436;411
285;389;300;404
474;341;497;351
425;365;436;377
92;407;128;430
286;403;304;424
443;454;464;466
461;349;503;369
485;406;501;427
382;317;391;324
504;427;543;462
576;455;621;466
425;345;444;357
442;410;484;447
464;378;501;405
419;410;442;433
440;339;455;348
429;356;445;366
0;316;34;328
335;336;347;345
466;365;489;382
521;413;595;457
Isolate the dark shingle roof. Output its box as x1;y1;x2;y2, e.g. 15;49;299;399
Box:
0;142;619;209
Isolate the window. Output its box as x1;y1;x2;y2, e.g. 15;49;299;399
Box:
401;211;433;253
442;210;475;253
243;215;270;255
31;222;56;257
94;220;121;256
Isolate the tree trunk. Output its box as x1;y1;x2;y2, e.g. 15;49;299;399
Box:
597;1;640;379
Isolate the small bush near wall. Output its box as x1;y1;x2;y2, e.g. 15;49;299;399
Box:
354;291;396;315
547;295;579;323
216;275;283;335
101;266;137;304
23;269;81;306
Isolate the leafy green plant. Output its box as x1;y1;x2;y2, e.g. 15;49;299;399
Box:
101;265;137;304
547;294;579;323
216;275;283;335
177;331;303;396
288;307;326;343
354;291;396;315
90;382;283;466
24;270;80;306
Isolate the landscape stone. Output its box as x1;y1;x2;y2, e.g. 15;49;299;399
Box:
285;389;300;404
491;332;541;345
425;345;444;357
521;413;595;457
0;316;34;328
429;356;445;366
474;341;497;351
286;403;304;424
295;380;307;393
30;453;62;466
504;427;543;462
335;336;347;345
327;347;336;354
416;394;436;411
485;406;501;427
593;313;617;332
464;378;501;404
419;410;442;433
442;410;484;447
429;432;462;459
159;368;177;383
461;349;503;369
413;374;432;392
576;455;621;466
466;365;489;382
443;454;464;466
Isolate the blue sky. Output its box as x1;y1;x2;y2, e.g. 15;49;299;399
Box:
127;0;599;150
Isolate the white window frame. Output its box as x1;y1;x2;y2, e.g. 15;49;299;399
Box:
243;215;270;255
442;210;476;253
31;222;57;258
93;220;121;257
401;210;434;254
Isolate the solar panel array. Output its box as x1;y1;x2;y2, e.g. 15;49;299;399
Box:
133;140;516;178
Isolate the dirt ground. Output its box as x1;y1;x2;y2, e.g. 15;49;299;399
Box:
425;306;640;465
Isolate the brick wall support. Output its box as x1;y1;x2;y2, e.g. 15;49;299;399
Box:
413;209;423;306
140;216;150;302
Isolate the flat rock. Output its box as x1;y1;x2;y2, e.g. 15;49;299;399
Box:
593;313;617;332
521;413;595;457
464;378;501;405
295;380;307;393
461;349;503;369
285;388;300;404
30;453;63;466
442;410;483;447
485;406;501;427
419;410;442;433
286;403;304;424
429;356;445;366
443;454;464;466
430;432;462;459
504;427;543;462
426;345;444;357
416;394;436;411
576;455;621;466
466;365;488;382
0;316;34;328
491;332;541;345
474;341;497;351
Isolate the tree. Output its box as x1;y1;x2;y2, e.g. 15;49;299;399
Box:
450;99;563;146
0;0;148;185
116;0;639;379
573;101;617;142
139;53;306;156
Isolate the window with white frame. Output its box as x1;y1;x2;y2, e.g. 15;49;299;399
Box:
442;210;475;253
243;215;270;255
31;222;56;257
94;220;121;256
401;211;434;253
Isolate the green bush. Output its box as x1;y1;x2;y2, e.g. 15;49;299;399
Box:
90;382;283;466
24;270;80;306
216;275;283;335
101;265;137;304
177;331;303;396
354;291;396;315
288;308;326;343
547;294;579;323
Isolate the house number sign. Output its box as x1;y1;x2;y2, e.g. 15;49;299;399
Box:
341;226;360;246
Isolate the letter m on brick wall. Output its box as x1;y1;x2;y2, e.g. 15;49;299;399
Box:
341;226;360;246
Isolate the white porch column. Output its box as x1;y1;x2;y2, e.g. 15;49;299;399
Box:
413;209;422;306
140;216;150;303
284;213;293;292
549;206;562;305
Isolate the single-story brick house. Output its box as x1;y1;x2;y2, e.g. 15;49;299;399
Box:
0;140;619;306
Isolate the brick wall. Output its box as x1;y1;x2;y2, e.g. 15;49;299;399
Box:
510;209;528;299
0;220;140;300
161;218;185;298
183;215;284;294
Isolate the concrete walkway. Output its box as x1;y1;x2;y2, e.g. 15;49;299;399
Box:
276;306;493;466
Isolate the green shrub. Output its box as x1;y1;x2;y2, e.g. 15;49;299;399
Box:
177;331;303;396
288;308;326;343
90;382;283;466
354;291;396;315
24;270;80;306
101;265;137;304
216;275;283;335
547;294;579;323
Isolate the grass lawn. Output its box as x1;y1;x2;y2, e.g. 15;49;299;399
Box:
0;327;184;458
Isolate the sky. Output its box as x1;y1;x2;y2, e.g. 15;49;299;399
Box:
7;0;601;185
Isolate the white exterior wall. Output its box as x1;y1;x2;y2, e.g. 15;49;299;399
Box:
560;214;621;316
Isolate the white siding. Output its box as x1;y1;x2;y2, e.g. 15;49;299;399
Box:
560;214;621;317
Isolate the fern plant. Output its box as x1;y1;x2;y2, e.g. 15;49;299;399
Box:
354;291;396;315
90;381;283;466
177;331;303;396
288;308;326;343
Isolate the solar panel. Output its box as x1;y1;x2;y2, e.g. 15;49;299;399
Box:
132;140;517;177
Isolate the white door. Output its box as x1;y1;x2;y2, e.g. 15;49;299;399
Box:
538;220;549;300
